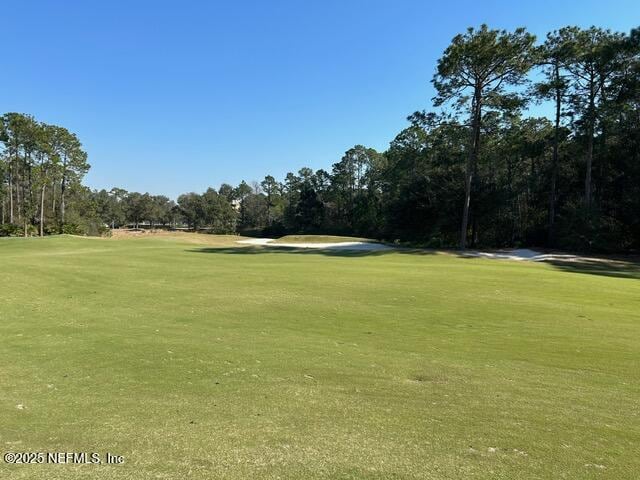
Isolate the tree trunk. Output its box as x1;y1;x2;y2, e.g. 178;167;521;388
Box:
266;191;271;225
585;128;593;209
60;155;68;229
40;184;46;237
52;180;56;216
548;63;561;245
22;155;31;237
61;177;66;226
16;165;21;222
27;156;33;232
585;80;595;209
460;89;481;249
9;169;13;224
507;156;515;244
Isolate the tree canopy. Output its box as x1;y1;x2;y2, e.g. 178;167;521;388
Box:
1;24;639;252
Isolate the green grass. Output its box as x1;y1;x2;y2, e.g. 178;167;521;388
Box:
1;234;639;479
272;234;375;243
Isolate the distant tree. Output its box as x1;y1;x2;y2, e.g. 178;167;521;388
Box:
177;192;205;230
1;23;639;251
312;169;331;195
241;193;268;229
234;181;252;227
260;175;279;225
33;124;57;236
218;183;235;201
295;182;324;232
150;195;172;226
558;26;624;209
55;126;89;230
109;188;128;227
202;187;236;233
330;146;384;231
382;123;464;244
283;172;301;229
123;192;153;228
533;32;571;243
433;25;536;248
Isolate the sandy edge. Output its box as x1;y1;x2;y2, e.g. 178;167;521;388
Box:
236;239;625;263
237;238;393;251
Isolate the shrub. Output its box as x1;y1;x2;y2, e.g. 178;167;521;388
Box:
62;223;83;235
0;224;21;237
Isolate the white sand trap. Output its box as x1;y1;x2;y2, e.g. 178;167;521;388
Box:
237;240;599;261
237;238;394;251
462;248;544;261
237;238;274;246
462;248;599;262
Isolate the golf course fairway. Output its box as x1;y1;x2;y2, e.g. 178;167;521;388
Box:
1;234;638;479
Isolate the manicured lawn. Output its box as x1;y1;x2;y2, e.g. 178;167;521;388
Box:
1;234;639;479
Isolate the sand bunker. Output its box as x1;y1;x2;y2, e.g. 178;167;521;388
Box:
237;238;394;251
237;240;611;263
461;248;601;262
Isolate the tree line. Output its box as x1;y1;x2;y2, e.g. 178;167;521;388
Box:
2;24;639;251
0;113;89;236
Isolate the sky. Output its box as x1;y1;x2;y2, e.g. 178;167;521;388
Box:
2;0;638;199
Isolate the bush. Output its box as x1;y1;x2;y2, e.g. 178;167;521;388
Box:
0;224;37;236
62;223;83;235
262;222;288;237
555;202;628;253
0;223;21;237
44;223;60;235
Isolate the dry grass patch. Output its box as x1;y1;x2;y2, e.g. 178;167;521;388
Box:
110;229;245;246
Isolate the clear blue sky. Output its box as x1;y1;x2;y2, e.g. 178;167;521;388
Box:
2;1;638;198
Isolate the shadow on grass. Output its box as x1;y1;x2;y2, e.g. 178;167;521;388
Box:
545;258;640;280
187;245;640;279
186;245;438;258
